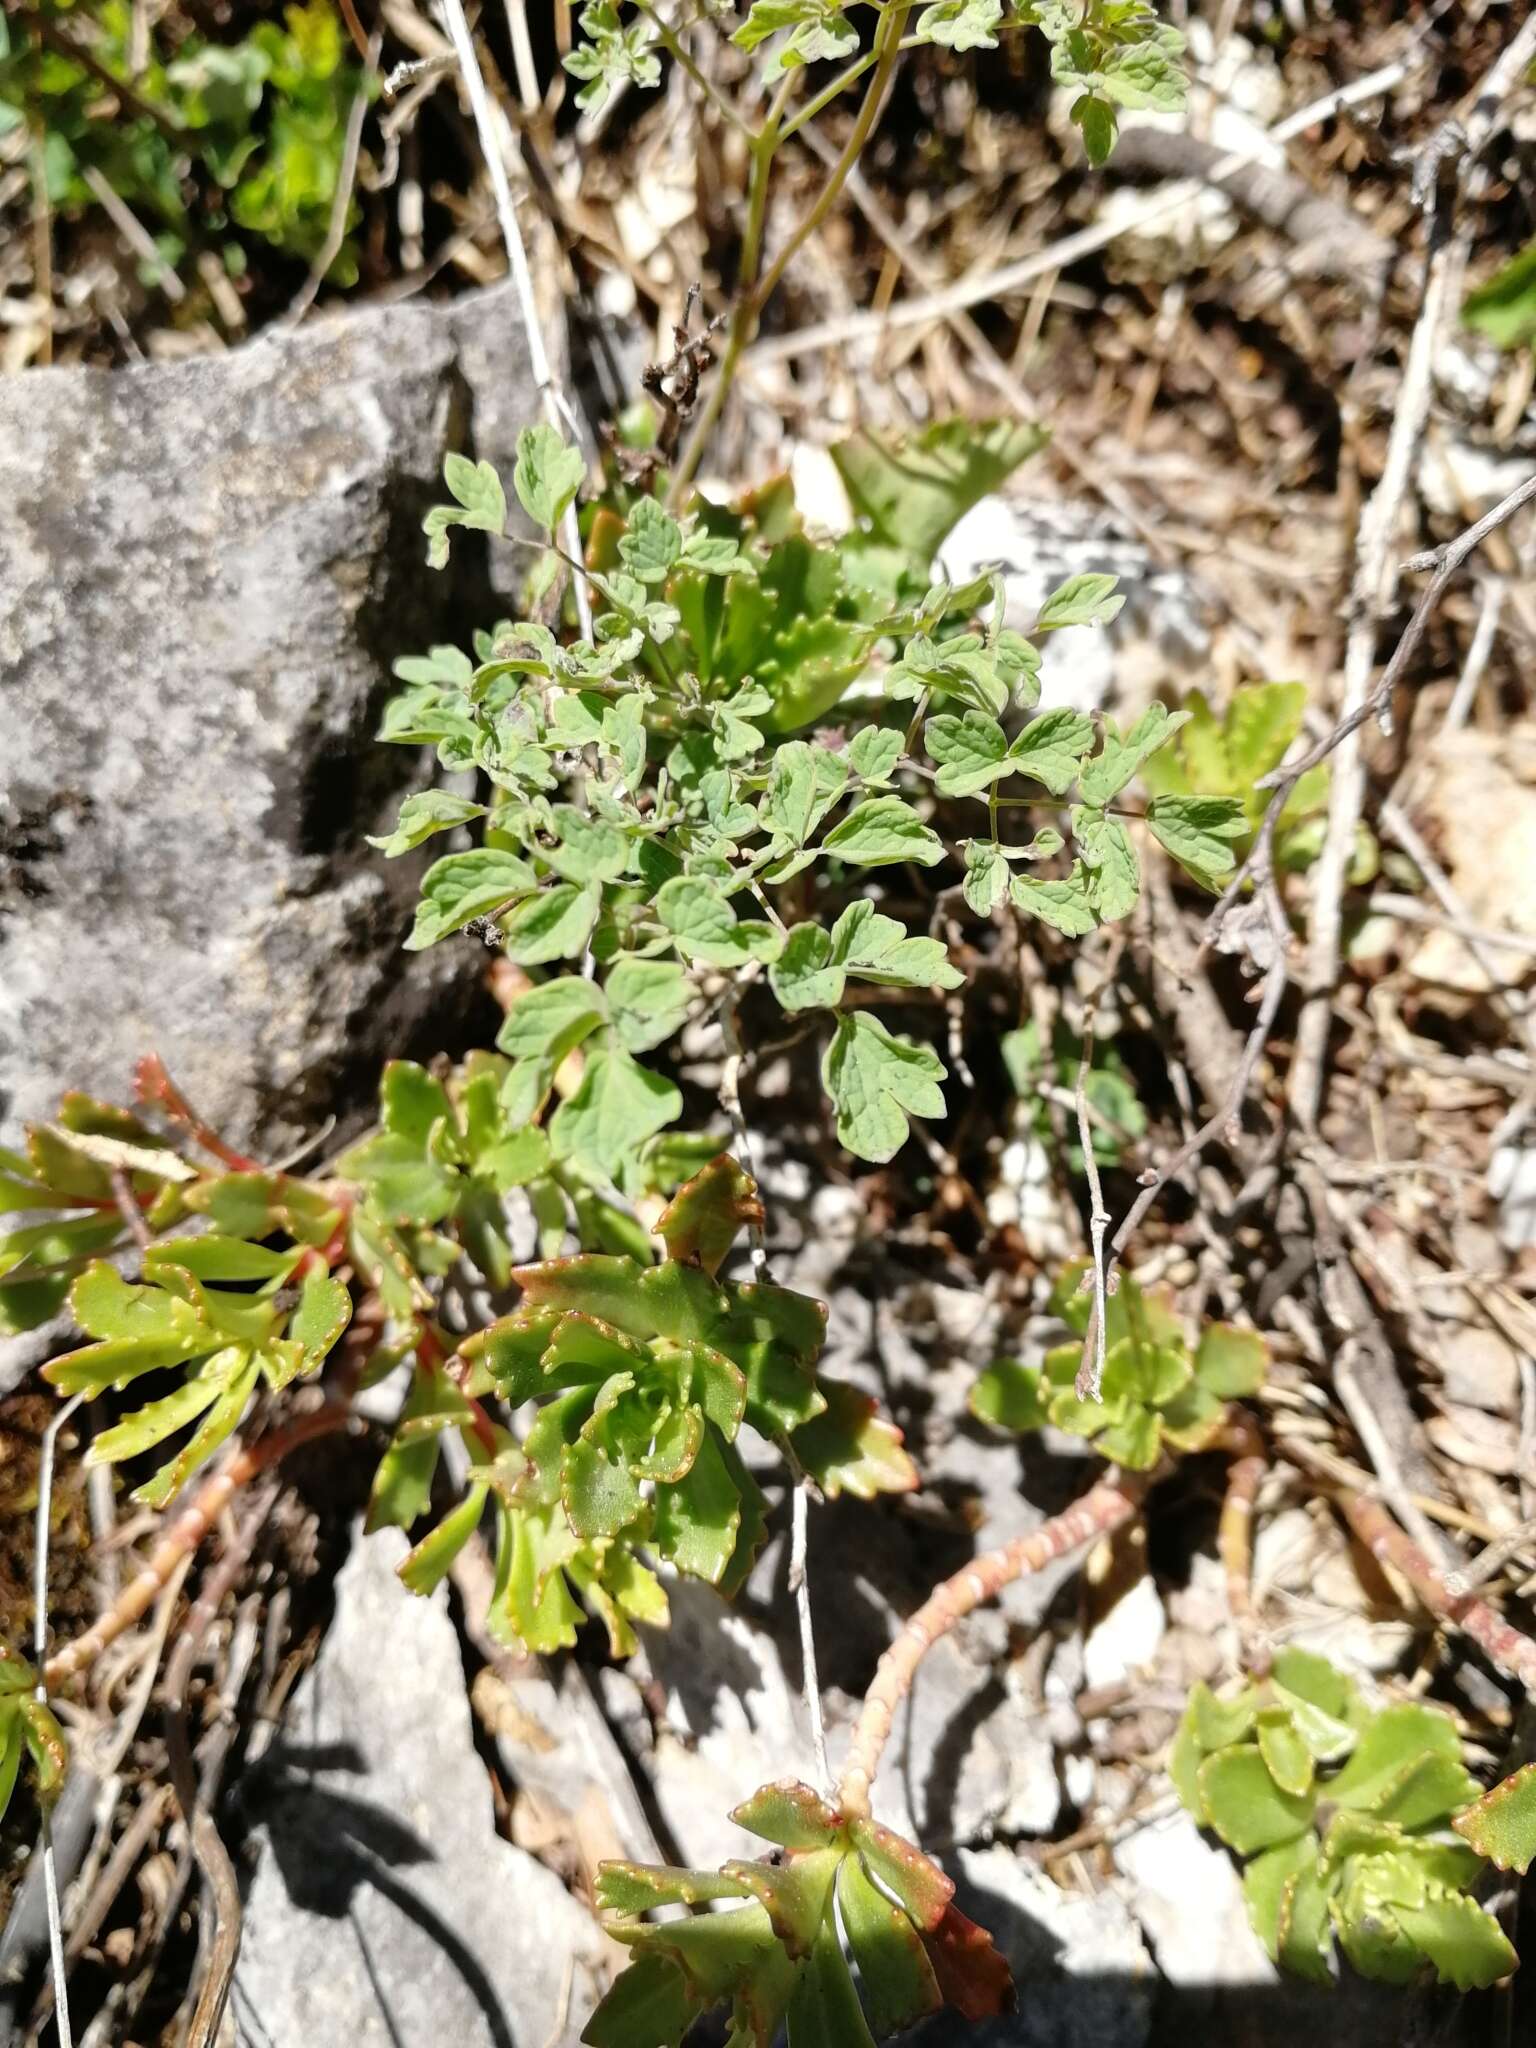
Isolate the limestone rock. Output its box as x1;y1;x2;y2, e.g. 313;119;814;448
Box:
0;285;539;1153
235;1525;606;2047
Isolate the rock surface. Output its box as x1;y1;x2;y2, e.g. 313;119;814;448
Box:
234;1524;606;2048
0;284;537;1153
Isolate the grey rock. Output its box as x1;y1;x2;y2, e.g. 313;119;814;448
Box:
0;284;539;1154
235;1523;606;2048
918;1844;1153;2048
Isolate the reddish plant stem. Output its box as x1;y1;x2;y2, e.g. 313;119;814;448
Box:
135;1054;261;1173
43;1405;356;1691
838;1469;1150;1817
1337;1487;1536;1695
420;1324;497;1458
1217;1413;1268;1672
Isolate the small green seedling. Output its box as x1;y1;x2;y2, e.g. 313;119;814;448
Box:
970;1259;1266;1469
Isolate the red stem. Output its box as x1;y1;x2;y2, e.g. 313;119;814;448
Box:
44;1405;356;1690
1337;1488;1536;1694
838;1469;1150;1817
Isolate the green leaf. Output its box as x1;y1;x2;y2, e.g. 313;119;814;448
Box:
290;1269;350;1370
1197;1747;1314;1854
366;790;485;857
398;1485;488;1596
1194;1323;1267;1398
496;977;608;1062
914;0;1004;52
1327;1703;1467;1819
135;1346;261;1507
830;418;1048;566
607;957;694;1052
655;1155;762;1277
822;797;942;869
1079;705;1189;807
769;923;843;1013
547;807;629;886
1240;1833;1318;1966
618;496;683;583
822;1012;946;1164
502;882;602;966
580;1952;700;2048
969;1358;1049;1433
1463;234;1536;351
764;740;849;847
650;1426;742;1585
730;1780;841;1850
550;1049;682;1178
1257;1709;1315;1799
962;840;1010;917
1005;707;1096;794
1074;91;1116;165
791;1380;917;1499
423;453;506;569
656;878;782;969
513;424;586;533
1453;1761;1536;1873
786;1914;877;2048
836;1853;942;2038
406;850;536;949
1189;1682;1259;1752
1036;573;1124;632
1394;1891;1518;1991
924;710;1009;798
849;726;903;785
562;1437;644;1539
850;1818;953;1931
1074;809;1140;921
1147;795;1246;884
1010;866;1098;936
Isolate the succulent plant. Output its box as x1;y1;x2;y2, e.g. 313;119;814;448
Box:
970;1259;1266;1468
585;1778;1012;2047
1170;1647;1515;1990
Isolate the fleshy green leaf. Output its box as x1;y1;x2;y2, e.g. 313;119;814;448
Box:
1197;1747;1314;1854
1453;1761;1536;1874
969;1358;1049;1433
1394;1891;1518;1991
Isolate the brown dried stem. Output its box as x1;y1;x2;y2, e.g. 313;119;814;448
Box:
44;1405;356;1692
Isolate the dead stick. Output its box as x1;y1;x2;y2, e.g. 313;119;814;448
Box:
43;1407;355;1691
838;1468;1150;1817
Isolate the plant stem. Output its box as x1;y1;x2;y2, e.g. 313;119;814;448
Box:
1336;1487;1536;1696
43;1405;358;1691
671;6;910;498
837;1467;1149;1816
648;12;751;137
1217;1411;1267;1668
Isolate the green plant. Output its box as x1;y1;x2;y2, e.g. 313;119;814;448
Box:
386;422;1249;1174
586;1779;1011;2046
1170;1651;1516;1991
970;1257;1266;1468
1138;679;1377;884
0;1649;66;1821
2;1;372;290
